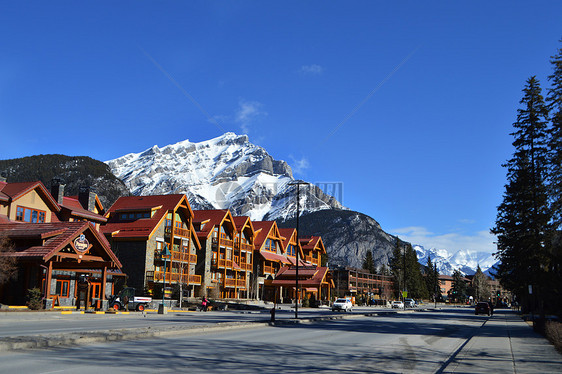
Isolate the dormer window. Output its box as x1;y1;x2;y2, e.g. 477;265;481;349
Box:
119;211;150;221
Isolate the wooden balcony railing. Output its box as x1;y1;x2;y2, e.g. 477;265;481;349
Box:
151;271;201;285
240;242;253;251
264;265;274;274
217;259;233;269
164;226;190;238
171;251;197;263
224;279;246;288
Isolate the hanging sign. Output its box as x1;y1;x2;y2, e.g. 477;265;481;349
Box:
74;234;89;253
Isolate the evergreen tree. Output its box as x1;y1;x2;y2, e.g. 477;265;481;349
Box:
546;41;562;314
547;42;562;229
362;250;375;274
472;265;491;302
451;270;467;303
404;244;428;299
389;237;404;299
425;256;440;302
492;76;553;310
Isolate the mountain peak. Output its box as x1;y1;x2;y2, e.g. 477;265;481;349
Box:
106;132;343;220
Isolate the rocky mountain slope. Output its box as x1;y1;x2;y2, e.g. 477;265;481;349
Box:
278;210;399;269
106;132;344;221
0;155;130;208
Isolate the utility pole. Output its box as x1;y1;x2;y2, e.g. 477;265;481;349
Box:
289;181;308;319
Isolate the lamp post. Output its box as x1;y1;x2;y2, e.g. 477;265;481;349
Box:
402;244;407;303
289;180;308;319
161;243;171;308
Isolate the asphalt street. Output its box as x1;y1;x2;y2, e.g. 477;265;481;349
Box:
0;307;560;373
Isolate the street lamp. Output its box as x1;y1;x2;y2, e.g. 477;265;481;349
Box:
289;180;308;319
160;243;171;308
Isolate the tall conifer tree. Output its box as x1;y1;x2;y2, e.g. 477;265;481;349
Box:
492;76;552;308
546;42;562;229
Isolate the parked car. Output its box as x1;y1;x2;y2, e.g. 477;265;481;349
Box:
475;301;492;316
404;298;416;308
391;300;404;309
332;298;353;312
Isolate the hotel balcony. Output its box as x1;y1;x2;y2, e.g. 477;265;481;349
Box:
212;237;234;248
148;271;201;286
164;226;191;238
171;251;197;263
239;242;254;251
224;278;246;288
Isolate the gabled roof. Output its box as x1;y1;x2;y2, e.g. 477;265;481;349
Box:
278;227;305;259
253;221;282;250
259;250;291;265
0;222;121;268
193;209;236;239
233;216;254;235
272;266;330;287
60;196;107;223
299;235;326;254
102;194;193;240
0;181;60;212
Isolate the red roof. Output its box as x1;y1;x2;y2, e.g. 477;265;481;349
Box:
259;250;291;265
253;221;282;250
193;210;236;239
0;222;121;268
60;196;107;223
0;181;60;212
102;195;188;239
272;266;330;287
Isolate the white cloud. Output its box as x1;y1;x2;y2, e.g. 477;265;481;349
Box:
300;64;324;75
235;99;267;134
289;155;310;175
391;226;497;254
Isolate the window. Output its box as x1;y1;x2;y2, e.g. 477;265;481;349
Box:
55;280;70;297
15;206;46;223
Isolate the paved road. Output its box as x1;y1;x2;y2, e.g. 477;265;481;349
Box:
0;305;394;338
0;307;560;373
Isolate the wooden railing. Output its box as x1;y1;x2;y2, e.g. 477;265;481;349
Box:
171;251;197;263
224;279;246;288
240;242;253;251
151;271;201;285
264;265;274;274
164;226;190;238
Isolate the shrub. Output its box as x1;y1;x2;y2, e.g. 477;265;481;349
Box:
545;321;562;353
26;288;42;310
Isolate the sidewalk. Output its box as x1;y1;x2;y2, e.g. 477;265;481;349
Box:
443;310;562;373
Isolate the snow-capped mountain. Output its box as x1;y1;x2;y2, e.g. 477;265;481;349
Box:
106;132;344;221
414;245;498;276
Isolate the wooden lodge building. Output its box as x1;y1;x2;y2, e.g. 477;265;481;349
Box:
0;179;123;309
193;210;254;299
0;177;333;308
101;194;201;300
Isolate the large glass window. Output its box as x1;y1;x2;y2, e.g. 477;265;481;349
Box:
15;206;46;223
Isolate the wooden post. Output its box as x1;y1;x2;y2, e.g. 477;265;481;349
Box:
45;261;53;302
101;266;107;302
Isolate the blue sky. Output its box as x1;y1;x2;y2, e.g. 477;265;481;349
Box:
1;2;561;255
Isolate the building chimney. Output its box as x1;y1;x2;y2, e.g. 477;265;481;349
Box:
50;178;65;205
78;186;96;212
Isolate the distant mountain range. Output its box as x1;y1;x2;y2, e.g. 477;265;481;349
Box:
1;133;498;275
414;244;498;276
